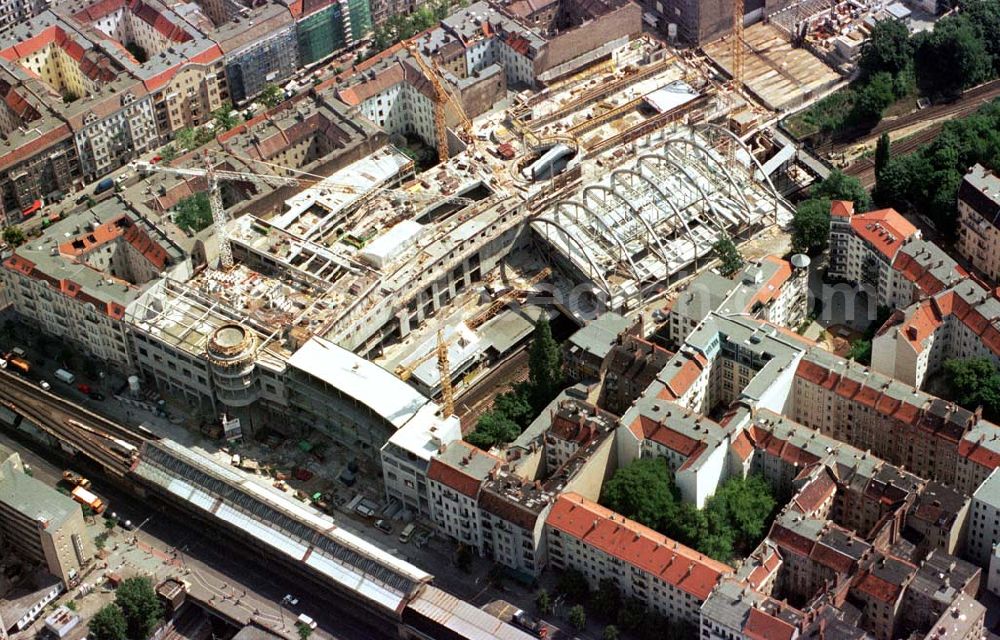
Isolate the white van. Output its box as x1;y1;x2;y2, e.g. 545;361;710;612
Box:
398;523;416;544
296;614;317;630
55;369;76;384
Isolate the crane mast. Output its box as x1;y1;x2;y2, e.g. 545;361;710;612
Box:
732;0;745;94
436;327;454;418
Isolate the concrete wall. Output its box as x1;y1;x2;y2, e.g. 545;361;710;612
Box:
564;434;617;502
537;2;641;73
457;64;506;120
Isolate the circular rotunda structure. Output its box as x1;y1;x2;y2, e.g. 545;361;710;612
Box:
206;323;260;407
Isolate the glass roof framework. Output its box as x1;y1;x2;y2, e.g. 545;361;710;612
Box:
533;126;782;301
133;441;430;612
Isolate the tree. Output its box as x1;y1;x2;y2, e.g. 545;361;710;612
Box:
213;102;239;132
3;226;25;247
568;605;586;631
914;16;992;98
556;568;590;603
847;338;873;364
704;474;776;556
600;458;677;531
115;577;163;640
174;192;213;233
296;623;313;640
944;357;1000;420
810;169;872;212
466;410;520;450
791;198;832;255
527;315;562;410
849;72;896;126
89;605;127;640
159;144;178;163
589;578;621;621
603;626;620;640
536;588;552;615
875;132;891;178
615;599;647;632
175;127;197;151
712;234;744;277
493;385;534;428
455;543;472;572
859;19;913;80
259;84;284;108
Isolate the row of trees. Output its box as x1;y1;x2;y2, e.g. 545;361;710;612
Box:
466;316;564;449
791;169;872;255
874;97;1000;238
371;1;455;51
538;570;697;640
89;577;164;640
161;101;245;162
600;458;777;563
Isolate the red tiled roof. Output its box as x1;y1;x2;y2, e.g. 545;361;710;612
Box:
744;607;796;640
958;436;1000;470
659;353;707;399
746;256;793;309
792;471;836;514
58;215;169;271
731;430;753;461
830;200;855;218
628;414;701;456
854;568;907;604
546;493;731;600
849;208;918;261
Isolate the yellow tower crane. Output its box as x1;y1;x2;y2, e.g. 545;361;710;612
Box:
436;327;454;418
404;41;452;163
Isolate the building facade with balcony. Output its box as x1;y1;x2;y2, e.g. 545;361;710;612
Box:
957;164;1000;281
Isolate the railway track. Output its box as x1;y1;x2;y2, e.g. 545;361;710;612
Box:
845;125;941;188
0;369;152;476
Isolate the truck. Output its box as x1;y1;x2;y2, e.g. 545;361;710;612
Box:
71;486;105;513
5;355;30;375
62;470;92;489
54;369;76;384
94;178;114;195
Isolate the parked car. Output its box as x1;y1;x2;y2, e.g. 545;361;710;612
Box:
39;380;51;390
77;383;92;394
374;519;393;534
88;391;105;401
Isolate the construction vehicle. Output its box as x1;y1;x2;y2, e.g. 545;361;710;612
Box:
71;486;105;513
62;470;92;489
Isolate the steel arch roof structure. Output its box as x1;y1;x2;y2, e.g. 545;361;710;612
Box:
531;126;791;308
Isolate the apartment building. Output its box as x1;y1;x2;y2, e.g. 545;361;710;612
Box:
663;254;809;349
2;198;184;369
966;467;1000;567
562;311;631;383
0;448;95;587
426;441;501;549
216;5;299;104
956;163;1000;281
791;348;1000;495
597;333;672;415
905;481;970;558
872;274;1000;388
899;550;981;637
827;201;921;304
546;492;732;626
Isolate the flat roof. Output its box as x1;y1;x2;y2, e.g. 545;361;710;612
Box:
289;336;431;429
0;459;79;529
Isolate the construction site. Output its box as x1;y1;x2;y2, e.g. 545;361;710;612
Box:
112;0;840;419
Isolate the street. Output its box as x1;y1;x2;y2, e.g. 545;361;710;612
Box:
0;427;388;640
